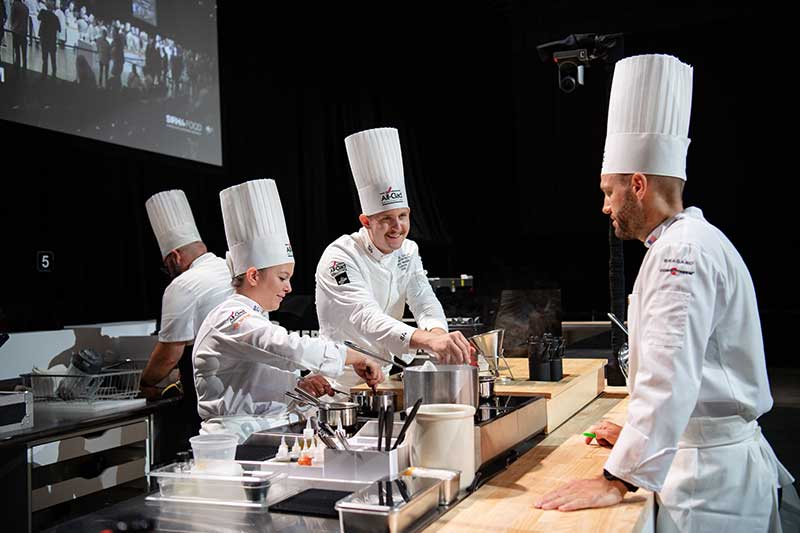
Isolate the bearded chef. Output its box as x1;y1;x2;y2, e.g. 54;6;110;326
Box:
192;179;384;442
315;127;474;386
535;54;793;531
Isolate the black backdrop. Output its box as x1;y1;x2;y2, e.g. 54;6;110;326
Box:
0;4;794;365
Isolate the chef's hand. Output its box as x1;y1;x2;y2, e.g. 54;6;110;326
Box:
585;420;622;447
351;356;385;389
534;476;626;511
424;331;474;364
139;384;163;400
297;374;334;397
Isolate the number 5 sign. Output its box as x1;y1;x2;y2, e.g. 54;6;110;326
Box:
37;251;54;273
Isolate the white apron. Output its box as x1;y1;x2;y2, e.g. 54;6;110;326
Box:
656;415;794;532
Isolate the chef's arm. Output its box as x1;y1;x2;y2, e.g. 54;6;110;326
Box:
141;341;185;391
604;243;717;492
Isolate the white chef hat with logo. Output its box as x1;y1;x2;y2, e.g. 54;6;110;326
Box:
345;127;410;216
219;179;294;277
602;54;693;180
145;190;202;258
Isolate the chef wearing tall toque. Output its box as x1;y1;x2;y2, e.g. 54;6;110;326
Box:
141;190;232;416
535;54;793;531
192;179;384;442
315;127;474;388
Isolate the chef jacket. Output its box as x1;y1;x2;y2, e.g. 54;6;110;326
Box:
605;207;792;530
158;252;234;344
192;293;346;429
315;227;448;362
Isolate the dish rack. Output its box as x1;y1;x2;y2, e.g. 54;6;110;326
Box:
21;369;143;402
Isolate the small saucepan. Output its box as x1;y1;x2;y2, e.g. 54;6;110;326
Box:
347;389;400;416
478;373;496;400
287;388;359;429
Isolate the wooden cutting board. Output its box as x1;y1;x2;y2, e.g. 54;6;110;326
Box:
423;397;654;533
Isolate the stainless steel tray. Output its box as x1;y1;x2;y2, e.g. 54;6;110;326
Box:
336;475;442;533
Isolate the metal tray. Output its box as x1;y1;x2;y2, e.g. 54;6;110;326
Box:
336;475;442;533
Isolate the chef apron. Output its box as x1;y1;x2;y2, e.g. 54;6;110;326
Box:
656;415;794;532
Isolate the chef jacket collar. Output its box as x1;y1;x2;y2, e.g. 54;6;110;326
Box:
188;252;215;270
358;227;396;263
231;293;266;316
643;206;704;248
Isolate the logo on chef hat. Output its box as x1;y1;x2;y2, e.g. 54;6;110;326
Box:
379;186;404;207
285;243;293;257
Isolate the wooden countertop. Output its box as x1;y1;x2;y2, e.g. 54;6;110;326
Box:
495;358;605;398
424;396;654;533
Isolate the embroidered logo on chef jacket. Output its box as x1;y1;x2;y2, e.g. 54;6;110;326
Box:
286;243;294;257
647;235;658;246
228;309;250;330
228;309;247;323
663;258;695;266
400;332;407;342
329;260;350;285
659;267;695;276
380;186;405;208
397;254;411;272
660;258;695;276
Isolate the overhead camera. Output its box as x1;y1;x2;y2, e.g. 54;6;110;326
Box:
553;49;588;93
537;33;624;94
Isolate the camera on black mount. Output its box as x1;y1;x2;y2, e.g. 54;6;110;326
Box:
537;33;624;94
553;49;588;93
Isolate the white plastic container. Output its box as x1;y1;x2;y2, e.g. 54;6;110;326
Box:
189;433;238;463
411;403;476;489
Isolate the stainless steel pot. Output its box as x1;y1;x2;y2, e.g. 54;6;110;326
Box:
478;374;496;400
402;364;478;410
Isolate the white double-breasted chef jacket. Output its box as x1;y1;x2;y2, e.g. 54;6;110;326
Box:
192;294;346;442
605;207;792;532
315;227;448;382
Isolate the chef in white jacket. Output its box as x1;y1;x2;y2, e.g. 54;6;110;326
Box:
535;54;793;531
315;127;473;387
193;179;384;442
141;190;233;406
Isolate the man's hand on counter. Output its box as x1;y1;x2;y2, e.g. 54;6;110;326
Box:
297;374;335;397
585;420;623;447
534;476;626;511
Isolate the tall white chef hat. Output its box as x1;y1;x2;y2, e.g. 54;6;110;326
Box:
602;54;693;180
145;190;202;258
345;127;410;216
219;179;294;277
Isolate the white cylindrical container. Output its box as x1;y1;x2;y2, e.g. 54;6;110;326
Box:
410;403;476;489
